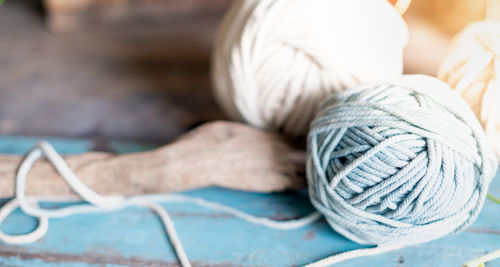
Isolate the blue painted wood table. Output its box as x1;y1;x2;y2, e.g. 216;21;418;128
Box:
0;136;499;267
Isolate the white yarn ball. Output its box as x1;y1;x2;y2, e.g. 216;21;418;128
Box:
438;21;500;161
212;0;409;136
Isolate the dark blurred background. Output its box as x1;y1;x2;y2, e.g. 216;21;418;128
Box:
0;0;480;144
0;0;231;144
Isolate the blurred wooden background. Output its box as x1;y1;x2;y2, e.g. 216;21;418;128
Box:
0;0;479;144
0;0;230;145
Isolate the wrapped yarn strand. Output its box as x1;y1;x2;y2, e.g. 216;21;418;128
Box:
306;75;497;264
0;141;321;266
438;21;500;162
212;0;408;136
438;20;500;267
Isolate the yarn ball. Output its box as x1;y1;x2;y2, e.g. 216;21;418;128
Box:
306;75;497;245
212;0;408;136
438;21;500;162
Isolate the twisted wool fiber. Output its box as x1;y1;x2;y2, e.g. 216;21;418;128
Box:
212;0;408;136
439;21;500;162
307;75;497;246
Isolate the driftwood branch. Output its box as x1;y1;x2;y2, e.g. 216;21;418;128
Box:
0;121;306;197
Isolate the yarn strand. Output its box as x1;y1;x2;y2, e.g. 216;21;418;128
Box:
462;192;500;267
438;21;500;162
142;201;192;267
464;249;500;267
0;141;320;267
488;194;500;205
1;137;494;266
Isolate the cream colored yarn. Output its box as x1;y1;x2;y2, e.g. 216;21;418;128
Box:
438;21;500;161
211;0;409;135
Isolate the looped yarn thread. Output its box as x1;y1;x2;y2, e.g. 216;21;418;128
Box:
307;75;497;246
0;141;321;267
438;21;500;162
212;0;408;136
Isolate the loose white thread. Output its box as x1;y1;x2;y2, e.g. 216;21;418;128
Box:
0;141;420;266
0;141;321;267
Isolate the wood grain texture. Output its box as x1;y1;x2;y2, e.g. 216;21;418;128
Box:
0;121;305;197
44;0;232;33
0;0;224;142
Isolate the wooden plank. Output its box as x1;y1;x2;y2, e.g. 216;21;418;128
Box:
0;135;499;266
0;1;454;143
0;1;224;142
44;0;232;33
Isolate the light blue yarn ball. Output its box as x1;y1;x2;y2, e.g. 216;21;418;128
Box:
306;75;498;246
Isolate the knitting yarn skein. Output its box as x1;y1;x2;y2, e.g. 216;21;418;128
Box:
212;0;408;136
307;75;497;246
438;21;500;162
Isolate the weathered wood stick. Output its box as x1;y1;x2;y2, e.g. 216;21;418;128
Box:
0;121;306;198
